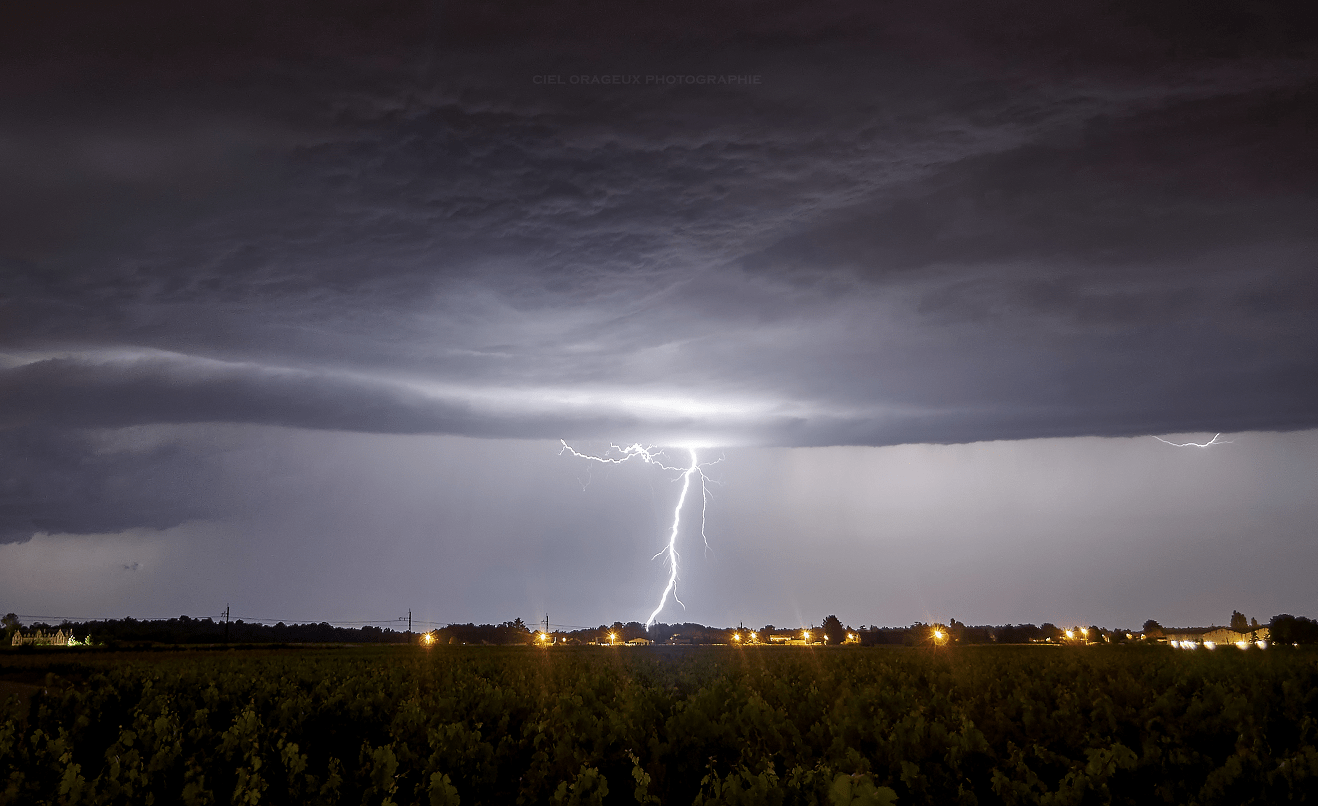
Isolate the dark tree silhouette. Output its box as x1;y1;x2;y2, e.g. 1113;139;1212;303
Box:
821;615;846;645
1230;611;1248;632
1;612;18;644
1270;614;1318;645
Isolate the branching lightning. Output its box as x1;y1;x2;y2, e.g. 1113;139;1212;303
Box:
1153;433;1232;448
560;440;719;628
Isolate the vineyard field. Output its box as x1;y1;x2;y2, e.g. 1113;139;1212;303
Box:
3;644;1317;805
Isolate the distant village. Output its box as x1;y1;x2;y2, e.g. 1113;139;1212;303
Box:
426;612;1286;649
7;610;1316;649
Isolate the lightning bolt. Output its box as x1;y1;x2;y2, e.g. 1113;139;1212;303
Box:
560;441;718;628
1153;433;1232;448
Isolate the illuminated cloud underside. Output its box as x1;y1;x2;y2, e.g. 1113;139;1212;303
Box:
1;1;1316;632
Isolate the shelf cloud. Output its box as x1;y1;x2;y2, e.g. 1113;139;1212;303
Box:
2;0;1316;623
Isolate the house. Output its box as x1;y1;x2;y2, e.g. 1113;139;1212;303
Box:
11;629;70;647
1162;626;1269;648
626;638;653;646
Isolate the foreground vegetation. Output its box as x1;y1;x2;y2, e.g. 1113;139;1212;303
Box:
3;644;1317;805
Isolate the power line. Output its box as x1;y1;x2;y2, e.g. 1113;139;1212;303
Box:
12;613;227;623
10;612;594;631
10;613;415;628
234;617;404;625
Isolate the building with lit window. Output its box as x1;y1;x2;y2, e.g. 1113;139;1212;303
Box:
1160;626;1269;648
11;629;70;647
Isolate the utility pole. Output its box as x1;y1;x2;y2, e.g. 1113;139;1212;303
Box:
545;613;550;642
224;604;230;645
408;609;412;636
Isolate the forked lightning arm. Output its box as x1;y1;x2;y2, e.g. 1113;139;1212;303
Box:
560;441;717;628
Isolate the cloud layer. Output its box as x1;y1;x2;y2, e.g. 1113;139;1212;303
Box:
2;1;1317;542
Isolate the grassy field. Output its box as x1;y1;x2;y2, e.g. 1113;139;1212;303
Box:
3;643;1317;805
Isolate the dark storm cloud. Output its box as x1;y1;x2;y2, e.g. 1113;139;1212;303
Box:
0;426;224;542
2;1;1317;539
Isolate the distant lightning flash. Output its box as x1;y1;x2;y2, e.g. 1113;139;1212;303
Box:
1153;433;1232;448
560;441;718;628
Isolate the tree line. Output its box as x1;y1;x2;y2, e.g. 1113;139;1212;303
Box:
8;610;1318;648
1;613;411;646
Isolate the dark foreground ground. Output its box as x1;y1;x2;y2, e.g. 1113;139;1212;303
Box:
3;643;1317;805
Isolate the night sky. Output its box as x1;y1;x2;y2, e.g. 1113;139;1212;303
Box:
3;1;1316;631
